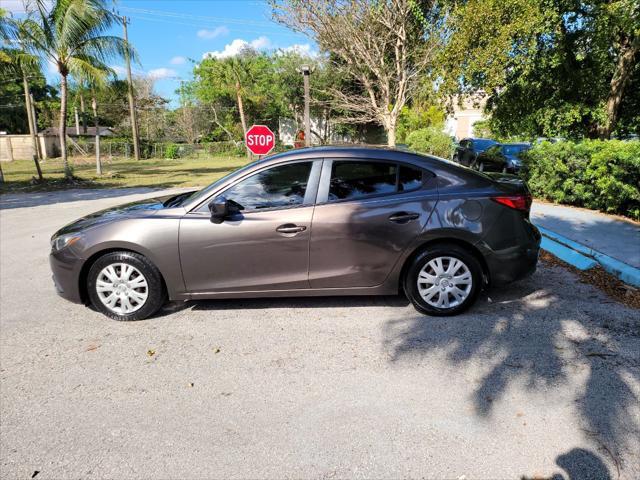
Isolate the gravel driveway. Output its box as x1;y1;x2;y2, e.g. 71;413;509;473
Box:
1;188;638;480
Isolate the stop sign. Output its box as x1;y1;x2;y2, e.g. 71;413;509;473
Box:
245;125;275;155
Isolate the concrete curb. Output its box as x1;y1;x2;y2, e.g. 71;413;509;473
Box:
537;225;640;288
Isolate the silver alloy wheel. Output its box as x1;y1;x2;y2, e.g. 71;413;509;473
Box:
96;263;149;314
417;256;473;309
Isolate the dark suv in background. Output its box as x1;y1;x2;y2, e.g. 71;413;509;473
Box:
474;143;532;173
452;138;498;167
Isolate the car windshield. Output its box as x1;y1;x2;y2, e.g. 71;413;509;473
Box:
176;158;263;207
502;144;530;156
475;139;498;150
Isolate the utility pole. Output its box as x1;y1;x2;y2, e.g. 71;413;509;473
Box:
122;16;141;160
300;65;311;147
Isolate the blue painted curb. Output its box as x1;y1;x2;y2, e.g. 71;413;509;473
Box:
540;236;598;270
536;225;640;288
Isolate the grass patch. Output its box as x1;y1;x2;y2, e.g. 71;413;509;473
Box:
0;154;249;194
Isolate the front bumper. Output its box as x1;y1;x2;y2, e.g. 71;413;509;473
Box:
49;249;84;304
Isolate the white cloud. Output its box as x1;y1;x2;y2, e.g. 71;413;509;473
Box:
197;26;229;39
170;56;187;65
3;0;53;13
147;68;177;80
278;43;316;57
110;65;127;76
202;36;271;59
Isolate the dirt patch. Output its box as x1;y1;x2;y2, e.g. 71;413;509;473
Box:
540;250;640;310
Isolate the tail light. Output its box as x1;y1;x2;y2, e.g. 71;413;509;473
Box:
491;194;532;212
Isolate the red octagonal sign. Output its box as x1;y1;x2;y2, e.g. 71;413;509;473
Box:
245;125;275;156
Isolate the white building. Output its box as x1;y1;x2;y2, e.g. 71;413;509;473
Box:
444;94;488;140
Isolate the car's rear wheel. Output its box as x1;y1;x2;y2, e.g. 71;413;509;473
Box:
404;245;482;316
87;251;166;321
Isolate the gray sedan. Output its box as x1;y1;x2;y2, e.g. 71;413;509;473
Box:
50;146;540;320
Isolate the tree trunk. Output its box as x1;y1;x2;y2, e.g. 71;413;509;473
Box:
92;95;101;175
74;106;80;135
597;35;639;139
59;73;71;178
384;113;397;147
22;70;43;180
80;94;87;134
235;81;250;159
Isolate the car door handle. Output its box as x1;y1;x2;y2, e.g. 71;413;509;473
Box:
276;224;307;234
388;212;420;224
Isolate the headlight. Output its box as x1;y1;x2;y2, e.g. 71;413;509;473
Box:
51;234;81;252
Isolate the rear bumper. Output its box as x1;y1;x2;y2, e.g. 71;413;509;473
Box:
50;250;84;304
481;222;541;286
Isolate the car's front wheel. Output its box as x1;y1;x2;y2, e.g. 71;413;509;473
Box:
404;246;482;316
87;251;166;321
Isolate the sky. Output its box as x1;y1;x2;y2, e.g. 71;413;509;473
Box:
4;0;316;105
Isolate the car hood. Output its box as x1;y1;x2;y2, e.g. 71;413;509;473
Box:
53;194;173;237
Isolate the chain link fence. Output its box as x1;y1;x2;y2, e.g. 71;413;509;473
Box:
66;139;245;161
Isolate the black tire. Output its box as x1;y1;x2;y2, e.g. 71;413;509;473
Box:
404;245;483;316
87;251;166;321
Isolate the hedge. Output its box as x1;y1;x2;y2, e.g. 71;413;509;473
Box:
522;140;640;220
405;127;454;159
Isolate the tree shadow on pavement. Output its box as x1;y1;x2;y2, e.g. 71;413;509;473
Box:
383;265;639;476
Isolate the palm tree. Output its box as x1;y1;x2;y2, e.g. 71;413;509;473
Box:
17;0;133;178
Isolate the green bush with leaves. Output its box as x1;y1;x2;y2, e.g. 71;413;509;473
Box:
522;140;640;220
405;127;454;159
164;143;180;159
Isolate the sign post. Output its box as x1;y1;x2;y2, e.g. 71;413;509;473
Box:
245;125;275;157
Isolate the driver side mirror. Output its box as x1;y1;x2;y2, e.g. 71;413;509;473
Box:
208;196;241;224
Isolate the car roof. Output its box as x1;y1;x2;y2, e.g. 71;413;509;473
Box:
254;145;439;165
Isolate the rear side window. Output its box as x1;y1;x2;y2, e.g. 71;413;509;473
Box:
328;161;425;202
399;165;422;191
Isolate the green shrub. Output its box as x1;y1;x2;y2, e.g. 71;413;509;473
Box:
164;143;180;159
522;140;640;220
406;127;454;159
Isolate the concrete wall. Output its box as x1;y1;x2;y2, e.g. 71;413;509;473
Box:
0;135;60;161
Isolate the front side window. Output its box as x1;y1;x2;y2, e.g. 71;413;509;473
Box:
220;162;313;211
328;161;425;202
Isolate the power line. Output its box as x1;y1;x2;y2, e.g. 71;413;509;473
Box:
118;5;278;28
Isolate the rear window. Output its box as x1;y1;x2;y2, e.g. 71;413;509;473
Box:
474;139;498;150
328;161;425;202
502;144;530;156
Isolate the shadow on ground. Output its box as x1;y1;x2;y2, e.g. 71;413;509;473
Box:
382;267;639;477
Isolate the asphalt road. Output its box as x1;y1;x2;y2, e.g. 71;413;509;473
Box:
1;188;639;480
